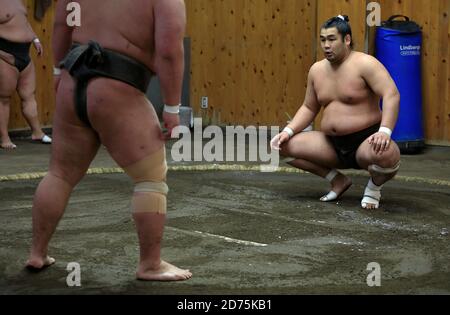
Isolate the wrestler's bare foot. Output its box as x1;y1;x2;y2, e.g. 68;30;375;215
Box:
1;138;17;150
320;173;352;202
25;256;56;271
364;203;378;210
31;131;45;141
31;132;52;144
136;260;192;281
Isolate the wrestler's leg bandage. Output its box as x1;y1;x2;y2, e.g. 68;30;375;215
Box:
124;147;168;214
368;162;401;175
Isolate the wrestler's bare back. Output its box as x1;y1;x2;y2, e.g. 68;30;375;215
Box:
311;52;383;136
71;0;156;71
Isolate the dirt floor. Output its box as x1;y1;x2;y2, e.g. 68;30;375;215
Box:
0;139;449;295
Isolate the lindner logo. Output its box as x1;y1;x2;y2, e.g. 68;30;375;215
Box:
400;45;421;56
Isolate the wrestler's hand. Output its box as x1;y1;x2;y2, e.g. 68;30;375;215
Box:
270;132;290;151
33;41;43;56
162;111;180;141
369;132;391;155
53;74;61;93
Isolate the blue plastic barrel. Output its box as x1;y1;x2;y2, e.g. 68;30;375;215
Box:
375;15;424;153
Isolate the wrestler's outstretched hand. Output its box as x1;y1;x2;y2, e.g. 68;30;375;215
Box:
161;111;180;141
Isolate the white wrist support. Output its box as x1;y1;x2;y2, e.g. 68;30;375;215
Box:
53;67;61;75
164;104;181;114
379;127;392;137
33;38;40;44
283;127;295;138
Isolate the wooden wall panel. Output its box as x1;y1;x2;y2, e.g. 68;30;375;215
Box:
448;0;450;142
186;0;317;127
9;0;55;130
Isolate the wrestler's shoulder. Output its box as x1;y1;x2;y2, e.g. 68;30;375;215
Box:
309;60;326;75
351;51;380;66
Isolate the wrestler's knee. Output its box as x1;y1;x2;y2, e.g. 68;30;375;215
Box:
18;89;35;104
124;147;168;214
48;167;86;188
279;138;297;157
279;145;290;157
124;146;167;182
371;147;400;168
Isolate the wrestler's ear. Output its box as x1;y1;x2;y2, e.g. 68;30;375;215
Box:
344;34;352;46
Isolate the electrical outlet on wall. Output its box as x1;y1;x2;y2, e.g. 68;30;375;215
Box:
201;96;208;109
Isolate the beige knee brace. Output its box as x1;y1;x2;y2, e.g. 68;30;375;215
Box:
124;147;168;214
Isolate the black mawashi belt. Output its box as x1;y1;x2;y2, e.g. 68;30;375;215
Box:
61;41;153;127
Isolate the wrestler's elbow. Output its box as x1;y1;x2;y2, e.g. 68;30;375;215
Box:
384;88;400;107
158;46;183;63
156;35;184;61
303;103;320;118
392;90;401;108
391;87;400;102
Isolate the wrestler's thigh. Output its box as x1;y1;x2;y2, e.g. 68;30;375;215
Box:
16;61;36;99
0;59;19;98
281;131;341;168
356;138;401;170
55;72;83;124
87;78;164;168
49;74;101;185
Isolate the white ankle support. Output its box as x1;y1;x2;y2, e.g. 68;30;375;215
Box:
368;178;382;190
361;178;382;209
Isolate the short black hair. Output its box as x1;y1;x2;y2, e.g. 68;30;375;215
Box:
321;15;354;49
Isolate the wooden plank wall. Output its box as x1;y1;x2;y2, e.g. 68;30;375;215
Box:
9;0;55;130
186;0;317;127
9;0;450;143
